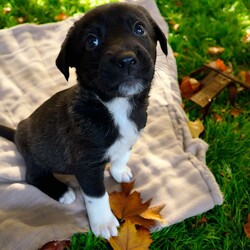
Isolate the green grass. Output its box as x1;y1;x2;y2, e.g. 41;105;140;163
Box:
0;0;115;28
1;0;250;249
71;232;110;250
157;0;250;77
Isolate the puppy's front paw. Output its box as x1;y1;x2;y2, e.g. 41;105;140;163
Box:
59;187;76;204
110;165;133;183
90;210;119;239
84;192;119;239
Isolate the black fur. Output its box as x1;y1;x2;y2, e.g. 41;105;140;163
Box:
0;3;167;202
0;125;15;142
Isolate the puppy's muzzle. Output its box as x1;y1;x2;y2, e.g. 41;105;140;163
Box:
100;48;154;97
115;52;137;69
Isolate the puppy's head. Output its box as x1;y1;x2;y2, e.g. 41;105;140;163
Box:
56;3;168;98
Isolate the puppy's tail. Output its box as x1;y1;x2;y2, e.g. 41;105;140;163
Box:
0;125;16;143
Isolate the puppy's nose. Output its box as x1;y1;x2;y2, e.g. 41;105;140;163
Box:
116;53;137;68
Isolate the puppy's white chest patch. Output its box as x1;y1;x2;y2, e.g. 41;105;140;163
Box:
104;97;139;162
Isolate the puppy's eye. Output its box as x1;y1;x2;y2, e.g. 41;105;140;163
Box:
86;35;99;50
133;23;145;36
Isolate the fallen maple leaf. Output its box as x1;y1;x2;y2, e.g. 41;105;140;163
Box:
110;181;149;220
169;20;180;31
121;181;135;196
140;204;165;223
213;113;223;122
173;52;179;58
208;59;230;72
243;214;250;238
17;17;25;24
2;6;11;14
242;29;250;43
238;71;250;88
126;214;156;230
54;13;68;21
188;118;204;138
180;76;201;100
215;58;227;71
109;181;165;249
197;216;207;225
110;181;165;229
229;107;243;118
39;240;71;250
109;221;152;250
110;190;151;219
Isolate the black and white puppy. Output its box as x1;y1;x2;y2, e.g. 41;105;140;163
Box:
0;3;167;239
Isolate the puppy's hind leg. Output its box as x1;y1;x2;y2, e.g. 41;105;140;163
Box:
25;159;76;204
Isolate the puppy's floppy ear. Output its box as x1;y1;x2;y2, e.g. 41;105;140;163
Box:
56;27;76;81
153;22;168;56
139;6;168;56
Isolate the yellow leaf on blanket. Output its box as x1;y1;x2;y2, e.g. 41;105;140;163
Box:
188;119;204;138
140;204;166;223
109;180;165;229
109;221;152;250
109;190;151;221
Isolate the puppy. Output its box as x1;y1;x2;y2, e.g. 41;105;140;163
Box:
0;3;167;239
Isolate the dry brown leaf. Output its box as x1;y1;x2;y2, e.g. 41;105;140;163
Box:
110;181;165;229
175;1;182;7
215;58;227;71
244;214;250;238
39;240;71;250
173;52;179;58
169;20;180;31
17;17;25;24
197;216;207;225
242;29;250;43
208;59;230;72
126;214;156;229
54;13;68;21
109;191;127;219
110;191;151;220
110;180;150;220
207;46;225;55
2;7;11;14
188;118;204;138
180;76;201;100
109;221;152;250
213;113;223;122
121;181;135;196
189;78;201;91
230;107;243;118
173;23;180;31
238;71;250;88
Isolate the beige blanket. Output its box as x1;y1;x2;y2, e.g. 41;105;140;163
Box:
0;0;223;249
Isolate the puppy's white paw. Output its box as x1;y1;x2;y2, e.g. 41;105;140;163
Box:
110;165;133;183
90;210;119;239
84;192;119;239
59;187;76;204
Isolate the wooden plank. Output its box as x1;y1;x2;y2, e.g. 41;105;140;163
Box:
204;65;250;89
190;74;231;107
200;71;218;85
